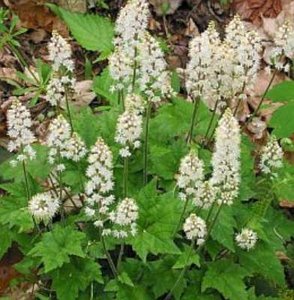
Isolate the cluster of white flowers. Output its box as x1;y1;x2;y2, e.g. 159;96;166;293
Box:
177;150;204;203
45;75;75;107
115;109;143;157
109;0;149;92
46;31;75;107
183;213;207;245
46;115;86;168
28;192;60;223
224;15;261;100
259;136;283;175
137;33;174;102
125;93;145;113
48;31;74;72
194;180;217;209
271;21;294;72
211;108;241;205
236;228;258;251
186;16;261;111
109;0;173;101
108;197;139;238
185;22;222;109
84;138;115;224
7;99;36;165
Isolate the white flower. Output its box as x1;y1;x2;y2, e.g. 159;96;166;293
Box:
125;94;145;113
84;138;115;229
236;228;258;251
85;138;114;195
45;75;75;107
259;136;283;175
115;0;149;47
183;213;207;245
115;110;143;155
272;21;294;66
7;99;36;162
185;21;221;109
137;32;174;102
110;197;139;238
110;197;138;226
185;16;261;110
194;181;217;209
109;0;149;92
177;150;204;204
211;108;241;205
48;31;74;72
61;132;87;162
28;192;60;222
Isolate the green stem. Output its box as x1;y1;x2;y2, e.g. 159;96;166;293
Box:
101;233;118;277
173;198;189;237
131;47;138;92
203;99;219;145
65;86;74;134
164;240;195;300
117;243;125;271
186;97;200;144
123;157;128;197
143;102;151;185
247;68;278;123
233;97;242;116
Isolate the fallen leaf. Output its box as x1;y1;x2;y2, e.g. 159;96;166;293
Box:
279;200;294;208
185;18;200;37
73;80;96;107
233;0;282;26
59;0;87;13
5;0;68;34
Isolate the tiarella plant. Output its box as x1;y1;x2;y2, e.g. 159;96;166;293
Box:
0;1;293;300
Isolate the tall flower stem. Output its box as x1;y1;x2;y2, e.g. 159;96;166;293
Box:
117;243;125;271
247;68;278;123
22;160;40;232
202;99;219;145
173;198;189;237
164;240;195;300
131;46;138;92
123;157;129;197
165;202;225;300
143;102;151;185
101;232;118;277
65;86;74;134
186;97;200;144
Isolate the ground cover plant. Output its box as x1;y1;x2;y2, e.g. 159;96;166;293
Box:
0;0;293;299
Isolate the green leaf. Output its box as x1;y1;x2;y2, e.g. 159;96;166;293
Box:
0;145;51;182
51;257;103;300
92;68;118;105
48;4;114;56
266;81;294;102
149;140;187;180
144;257;187;300
0;227;12;259
210;206;236;252
173;246;200;269
0;196;34;231
237;242;285;287
130;181;181;261
118;272;134;287
239;137;255;201
269;102;294;138
202;260;249;300
30;225;86;272
73;107;100;147
116;285;153;300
